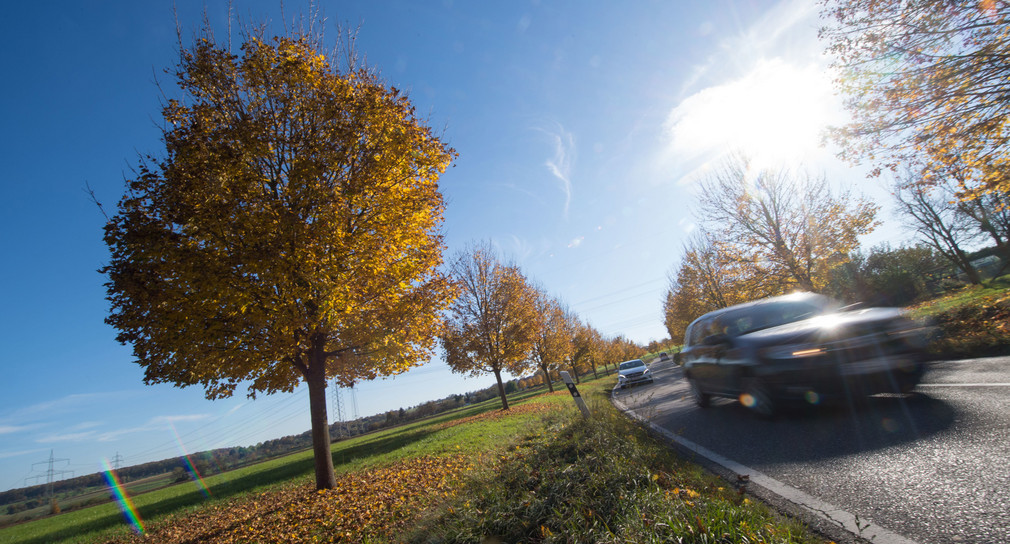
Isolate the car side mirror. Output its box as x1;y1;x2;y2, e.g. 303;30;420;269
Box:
702;333;729;346
672;352;682;365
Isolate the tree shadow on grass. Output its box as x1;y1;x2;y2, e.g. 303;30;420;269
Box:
331;427;435;467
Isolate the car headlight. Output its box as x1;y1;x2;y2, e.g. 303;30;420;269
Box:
760;344;826;360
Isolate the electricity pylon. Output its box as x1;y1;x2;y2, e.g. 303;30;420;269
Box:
330;381;360;439
25;450;73;503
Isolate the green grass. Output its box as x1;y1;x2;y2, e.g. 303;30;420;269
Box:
908;274;1010;318
0;390;553;544
907;274;1010;357
0;374;823;543
410;379;818;543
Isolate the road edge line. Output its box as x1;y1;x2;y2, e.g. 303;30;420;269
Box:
612;394;919;544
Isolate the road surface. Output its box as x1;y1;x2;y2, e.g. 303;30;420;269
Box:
612;356;1010;544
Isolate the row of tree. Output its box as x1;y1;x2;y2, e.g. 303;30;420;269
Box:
441;241;641;410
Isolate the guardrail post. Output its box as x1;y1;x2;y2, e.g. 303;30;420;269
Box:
560;371;591;418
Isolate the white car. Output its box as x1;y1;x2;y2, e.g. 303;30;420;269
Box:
617;359;653;389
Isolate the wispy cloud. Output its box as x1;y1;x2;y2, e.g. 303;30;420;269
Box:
150;414;211;425
69;421;104;432
2;391;137;425
0;425;33;435
490;181;545;204
36;431;97;443
0;448;47;460
34;413;212;444
681;0;821;97
540;125;576;219
223;403;245;418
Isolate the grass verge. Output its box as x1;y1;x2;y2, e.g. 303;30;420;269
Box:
409;379;819;543
909;275;1010;358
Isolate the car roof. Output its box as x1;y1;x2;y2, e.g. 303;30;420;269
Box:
686;292;826;328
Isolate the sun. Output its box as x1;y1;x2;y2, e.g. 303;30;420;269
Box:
666;58;839;171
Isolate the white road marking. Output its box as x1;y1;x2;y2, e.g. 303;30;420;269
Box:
612;395;920;544
918;383;1010;387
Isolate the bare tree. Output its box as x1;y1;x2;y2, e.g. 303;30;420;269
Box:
893;175;983;284
695;155;878;292
955;182;1010;276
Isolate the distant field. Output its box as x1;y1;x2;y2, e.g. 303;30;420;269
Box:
0;373;823;543
0;386;556;543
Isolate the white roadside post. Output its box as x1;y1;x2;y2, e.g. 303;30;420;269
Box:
559;371;591;418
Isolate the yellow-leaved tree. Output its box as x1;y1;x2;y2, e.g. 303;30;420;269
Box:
440;242;538;410
529;286;574;393
663;231;775;342
102;27;455;490
820;0;1010;198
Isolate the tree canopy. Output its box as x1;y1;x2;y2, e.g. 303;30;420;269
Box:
665;156;878;339
695;156;879;292
820;0;1010;198
440;242;538;410
102;28;455;489
528;287;573;393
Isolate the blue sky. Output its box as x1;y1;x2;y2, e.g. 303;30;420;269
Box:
0;0;904;491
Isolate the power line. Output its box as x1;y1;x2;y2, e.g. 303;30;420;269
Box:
122;388;308;464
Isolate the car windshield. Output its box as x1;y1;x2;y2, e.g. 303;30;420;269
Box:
716;300;833;337
619;360;644;370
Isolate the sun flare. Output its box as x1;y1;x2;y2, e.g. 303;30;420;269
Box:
666;58;839;171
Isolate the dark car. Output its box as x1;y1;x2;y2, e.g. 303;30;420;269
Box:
678;292;927;417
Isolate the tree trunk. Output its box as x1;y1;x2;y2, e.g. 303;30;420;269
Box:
540;363;555;393
570;363;581;384
951;248;982;285
493;367;510;410
307;346;337;490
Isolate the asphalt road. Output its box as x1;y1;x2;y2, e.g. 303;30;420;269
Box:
612;356;1010;544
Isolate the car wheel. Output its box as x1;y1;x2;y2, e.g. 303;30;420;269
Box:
687;378;710;408
741;377;775;418
897;363;924;394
